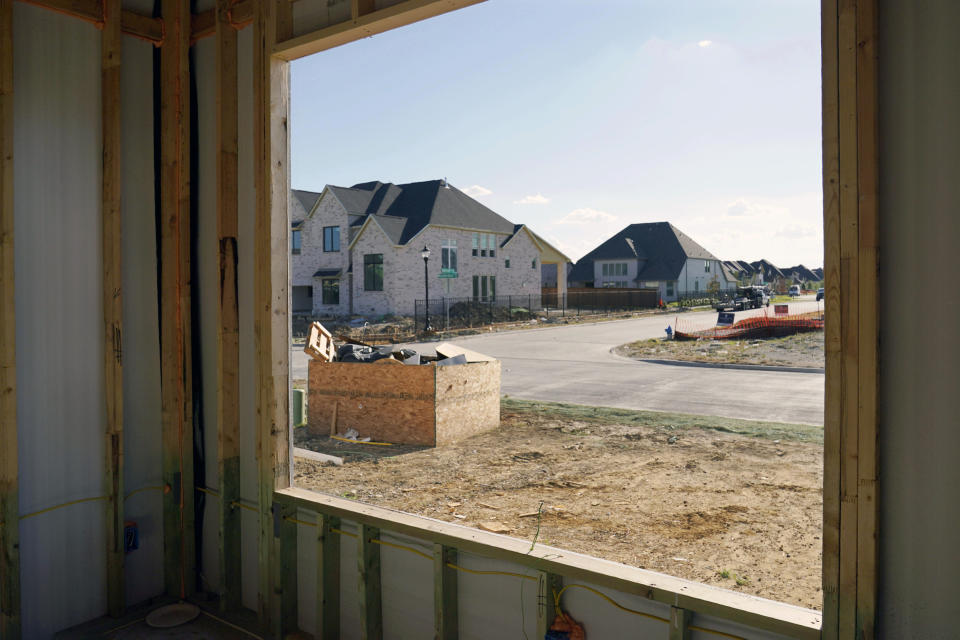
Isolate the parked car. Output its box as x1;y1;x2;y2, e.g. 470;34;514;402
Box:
715;286;770;311
816;287;824;301
788;284;801;297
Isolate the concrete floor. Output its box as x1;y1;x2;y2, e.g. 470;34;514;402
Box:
55;600;266;639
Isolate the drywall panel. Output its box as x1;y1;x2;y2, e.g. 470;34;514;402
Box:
120;32;165;607
193;34;222;596
237;24;260;611
878;1;960;637
379;531;435;640
13;5;107;636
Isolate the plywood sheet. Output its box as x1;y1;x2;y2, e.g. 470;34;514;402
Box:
308;360;436;445
435;361;500;446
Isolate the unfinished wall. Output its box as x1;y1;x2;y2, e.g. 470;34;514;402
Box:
12;7;107;635
878;1;960;637
434;360;500;446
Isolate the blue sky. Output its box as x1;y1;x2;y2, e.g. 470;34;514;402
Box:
291;0;822;267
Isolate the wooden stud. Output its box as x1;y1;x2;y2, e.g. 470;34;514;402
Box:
820;0;841;637
855;1;879;637
159;0;194;600
670;606;692;640
101;0;125;618
0;0;20;635
274;503;298;639
215;0;242;613
254;0;291;627
359;525;382;640
11;0;163;43
433;544;457;640
316;514;340;640
536;572;561;640
192;0;254;42
351;0;375;20
273;0;486;60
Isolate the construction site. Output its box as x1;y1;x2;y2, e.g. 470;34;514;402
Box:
1;1;959;639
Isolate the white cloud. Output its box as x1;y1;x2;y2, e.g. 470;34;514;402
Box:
462;184;492;198
554;207;618;225
514;193;550;205
698;40;713;48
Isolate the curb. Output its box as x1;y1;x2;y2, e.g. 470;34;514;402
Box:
636;358;825;374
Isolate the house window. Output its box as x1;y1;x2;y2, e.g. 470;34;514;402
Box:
602;263;627;276
704;260;710;273
695;280;699;292
505;257;510;269
472;233;479;256
480;233;488;257
442;239;457;275
667;281;675;297
363;254;383;291
602;263;608;277
322;279;339;305
532;258;537;269
472;275;496;301
291;229;301;255
323;226;340;252
488;234;496;258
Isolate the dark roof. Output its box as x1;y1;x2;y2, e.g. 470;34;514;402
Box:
750;259;785;280
720;263;740;283
324;180;517;245
784;264;819;282
290;189;320;224
313;269;341;278
569;223;719;283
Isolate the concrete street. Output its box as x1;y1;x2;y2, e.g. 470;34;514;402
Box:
292;301;825;426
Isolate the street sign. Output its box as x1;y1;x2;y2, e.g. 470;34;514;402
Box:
775;304;789;315
717;312;735;326
438;269;458;278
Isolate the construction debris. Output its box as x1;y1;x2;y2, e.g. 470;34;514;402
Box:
304;322;336;362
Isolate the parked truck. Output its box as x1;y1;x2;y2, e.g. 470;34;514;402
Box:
714;286;770;311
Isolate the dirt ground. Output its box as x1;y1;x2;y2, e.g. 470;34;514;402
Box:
294;399;824;610
615;331;825;369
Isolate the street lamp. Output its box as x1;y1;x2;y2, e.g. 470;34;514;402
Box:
421;246;432;332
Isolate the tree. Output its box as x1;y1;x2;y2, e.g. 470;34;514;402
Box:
706;274;721;298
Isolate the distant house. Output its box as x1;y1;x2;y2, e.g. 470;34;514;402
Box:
783;264;821;286
567;223;735;301
290;180;570;316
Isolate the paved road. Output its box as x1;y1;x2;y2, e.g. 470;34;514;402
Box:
293;301;825;426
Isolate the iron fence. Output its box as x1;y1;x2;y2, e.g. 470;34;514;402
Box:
413;289;661;332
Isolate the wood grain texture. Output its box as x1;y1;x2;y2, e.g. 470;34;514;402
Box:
820;0;841;636
12;0;163;42
159;0;194;599
101;0;125;616
536;572;561;640
855;1;879;637
359;525;382;640
670;606;692;640
434;361;500;446
433;544;457;640
307;360;436;445
316;513;340;640
215;0;242;612
0;0;20;635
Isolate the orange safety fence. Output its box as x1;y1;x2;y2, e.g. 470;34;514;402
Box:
674;306;824;341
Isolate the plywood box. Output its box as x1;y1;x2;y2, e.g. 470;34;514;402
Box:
307;358;501;446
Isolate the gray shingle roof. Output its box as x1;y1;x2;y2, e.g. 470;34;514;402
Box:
569;223;719;284
324;180;517;245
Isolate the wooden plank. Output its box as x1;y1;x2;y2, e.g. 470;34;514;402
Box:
254;0;291;626
670;606;692;640
275;503;298;639
855;1;879;637
433;544;457;640
819;0;841;637
215;0;241;612
101;0;125;618
13;0;163;43
435;361;500;446
277;0;292;43
536;572;561;640
275;488;821;640
434;341;495;362
316;513;341;640
159;0;194;600
0;0;20;635
273;0;486;60
192;0;253;42
351;0;374;20
358;525;382;640
836;0;859;636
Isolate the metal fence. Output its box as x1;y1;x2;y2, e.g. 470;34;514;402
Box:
413;289;661;332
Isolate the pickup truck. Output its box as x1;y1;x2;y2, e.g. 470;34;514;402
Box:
715;286;770;311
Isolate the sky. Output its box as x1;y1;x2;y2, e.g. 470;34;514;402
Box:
290;0;823;267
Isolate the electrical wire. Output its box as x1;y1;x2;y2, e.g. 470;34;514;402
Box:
124;485;163;500
330;435;394;447
18;495;106;521
201;610;266;639
553;583;669;624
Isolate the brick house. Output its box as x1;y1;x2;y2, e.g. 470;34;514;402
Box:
290;179;570;316
567;222;737;300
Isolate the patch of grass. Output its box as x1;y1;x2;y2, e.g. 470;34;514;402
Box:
735;574;751;586
718;569;731;579
502;397;823;444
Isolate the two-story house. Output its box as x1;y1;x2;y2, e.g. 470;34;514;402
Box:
291;179;569;316
567;222;736;300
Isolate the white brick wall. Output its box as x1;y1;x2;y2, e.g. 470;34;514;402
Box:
351;224;542;317
289;190;351;315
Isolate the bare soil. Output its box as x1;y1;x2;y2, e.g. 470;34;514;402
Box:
615;331;825;369
294;399;823;610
